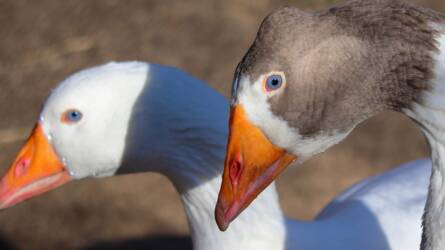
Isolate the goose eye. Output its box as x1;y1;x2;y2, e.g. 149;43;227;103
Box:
61;109;83;124
265;74;284;92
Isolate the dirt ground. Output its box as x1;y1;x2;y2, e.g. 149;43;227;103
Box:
0;0;444;249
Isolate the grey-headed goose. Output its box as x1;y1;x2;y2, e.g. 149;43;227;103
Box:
216;1;445;250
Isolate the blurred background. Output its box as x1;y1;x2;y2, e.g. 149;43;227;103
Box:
0;0;444;249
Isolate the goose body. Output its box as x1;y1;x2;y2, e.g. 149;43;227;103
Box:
217;1;445;249
0;62;431;250
303;159;429;250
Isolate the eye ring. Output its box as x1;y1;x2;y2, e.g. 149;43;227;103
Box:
264;72;286;93
61;109;83;124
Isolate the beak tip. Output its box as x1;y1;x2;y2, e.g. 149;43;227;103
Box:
0;197;14;210
215;200;231;232
0;188;21;210
0;202;10;210
0;184;11;210
217;221;229;232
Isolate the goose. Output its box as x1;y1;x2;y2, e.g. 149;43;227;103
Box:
0;61;430;250
214;1;445;250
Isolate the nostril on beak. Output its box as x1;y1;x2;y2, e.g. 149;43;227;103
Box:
229;155;243;187
14;157;31;178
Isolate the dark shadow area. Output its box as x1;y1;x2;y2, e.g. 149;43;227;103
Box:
81;235;192;250
0;236;17;250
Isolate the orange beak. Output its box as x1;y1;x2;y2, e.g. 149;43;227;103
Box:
0;124;71;209
215;105;297;231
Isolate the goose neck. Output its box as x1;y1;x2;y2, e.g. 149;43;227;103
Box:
404;31;445;250
178;169;286;250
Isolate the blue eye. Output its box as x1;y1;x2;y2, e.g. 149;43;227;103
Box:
62;109;83;123
266;74;283;91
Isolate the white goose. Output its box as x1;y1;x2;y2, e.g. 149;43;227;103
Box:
0;62;430;250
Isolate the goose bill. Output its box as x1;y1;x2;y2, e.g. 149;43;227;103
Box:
215;105;296;231
0;124;70;209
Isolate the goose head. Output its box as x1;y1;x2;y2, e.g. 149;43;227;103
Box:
0;61;224;209
0;62;148;208
216;3;441;230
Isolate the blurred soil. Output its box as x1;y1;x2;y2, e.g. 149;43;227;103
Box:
0;0;444;249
